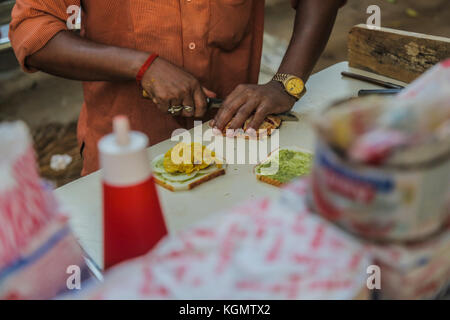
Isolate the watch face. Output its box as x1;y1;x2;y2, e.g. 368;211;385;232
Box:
286;78;304;96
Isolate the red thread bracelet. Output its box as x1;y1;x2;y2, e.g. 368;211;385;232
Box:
136;53;159;87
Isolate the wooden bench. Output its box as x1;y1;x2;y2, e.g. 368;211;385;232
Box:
348;24;450;83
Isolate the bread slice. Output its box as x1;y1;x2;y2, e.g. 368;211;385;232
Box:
255;147;313;188
154;168;226;192
151;149;226;192
256;174;284;188
217;115;282;139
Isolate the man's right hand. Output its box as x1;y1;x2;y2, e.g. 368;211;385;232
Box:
141;57;216;118
24;31;216;118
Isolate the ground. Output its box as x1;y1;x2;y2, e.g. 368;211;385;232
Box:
0;0;449;187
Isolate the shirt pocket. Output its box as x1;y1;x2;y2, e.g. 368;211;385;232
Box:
128;0;183;60
208;0;253;51
82;0;134;47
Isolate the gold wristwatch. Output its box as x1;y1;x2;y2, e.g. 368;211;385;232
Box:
272;73;305;100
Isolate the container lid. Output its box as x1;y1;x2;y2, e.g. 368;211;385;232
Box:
98;116;151;186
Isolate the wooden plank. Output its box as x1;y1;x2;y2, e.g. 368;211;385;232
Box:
348;24;450;83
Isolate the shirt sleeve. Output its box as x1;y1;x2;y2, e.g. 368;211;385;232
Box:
9;0;81;72
291;0;347;10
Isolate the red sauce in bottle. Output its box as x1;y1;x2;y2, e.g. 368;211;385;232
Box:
103;176;167;269
99;116;167;269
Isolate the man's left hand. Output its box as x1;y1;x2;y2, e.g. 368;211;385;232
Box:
211;81;296;131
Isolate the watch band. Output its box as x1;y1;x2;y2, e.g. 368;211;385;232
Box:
272;73;290;82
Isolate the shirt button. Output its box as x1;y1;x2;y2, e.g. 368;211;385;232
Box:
188;42;196;50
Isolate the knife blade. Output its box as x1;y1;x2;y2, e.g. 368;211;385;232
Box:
207;98;299;122
341;71;405;89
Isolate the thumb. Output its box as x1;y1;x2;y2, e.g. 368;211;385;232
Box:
202;87;217;98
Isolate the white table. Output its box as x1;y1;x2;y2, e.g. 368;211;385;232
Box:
54;62;407;268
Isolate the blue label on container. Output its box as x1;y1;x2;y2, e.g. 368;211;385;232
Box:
318;153;395;193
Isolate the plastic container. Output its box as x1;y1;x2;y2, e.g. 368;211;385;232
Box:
98;116;167;269
309;137;450;242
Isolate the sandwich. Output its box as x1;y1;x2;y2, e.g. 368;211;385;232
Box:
152;142;226;192
217;115;282;139
255;147;313;187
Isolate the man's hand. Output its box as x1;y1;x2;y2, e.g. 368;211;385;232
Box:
142;57;216;117
211;81;296;131
24;32;218;118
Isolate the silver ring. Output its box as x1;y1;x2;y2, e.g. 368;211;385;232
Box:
168;105;184;115
183;106;193;113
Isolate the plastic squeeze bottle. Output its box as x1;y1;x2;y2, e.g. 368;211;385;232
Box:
98;116;167;269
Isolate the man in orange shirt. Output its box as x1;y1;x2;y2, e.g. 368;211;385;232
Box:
9;0;345;175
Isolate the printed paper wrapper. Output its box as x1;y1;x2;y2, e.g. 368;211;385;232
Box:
309;138;450;242
398;58;450;102
83;180;371;300
285;180;450;300
0;121;87;300
370;224;450;300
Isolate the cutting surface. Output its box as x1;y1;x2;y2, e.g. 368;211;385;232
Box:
54;62;407;268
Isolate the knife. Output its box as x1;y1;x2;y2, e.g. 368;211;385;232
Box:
341;71;405;89
358;88;403;96
207;98;299;122
143;90;299;121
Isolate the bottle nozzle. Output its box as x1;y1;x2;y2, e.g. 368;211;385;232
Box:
113;115;130;146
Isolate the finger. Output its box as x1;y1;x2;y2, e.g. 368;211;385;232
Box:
143;87;157;104
193;86;208;118
169;97;182;107
142;89;155;102
213;85;247;129
144;91;159;106
228;99;259;130
156;98;169;113
169;97;183;116
151;87;172;113
214;94;248;131
181;94;195;118
247;105;269;132
202;87;217;98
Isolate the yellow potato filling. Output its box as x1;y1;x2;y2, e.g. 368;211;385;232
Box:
163;142;222;174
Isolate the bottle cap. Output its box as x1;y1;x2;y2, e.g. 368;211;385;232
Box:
113;116;131;146
98;116;151;186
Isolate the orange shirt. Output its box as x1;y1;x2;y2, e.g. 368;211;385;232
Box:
9;0;266;175
10;0;345;175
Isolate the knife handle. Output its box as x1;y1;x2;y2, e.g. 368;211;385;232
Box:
143;91;222;106
358;89;403;96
